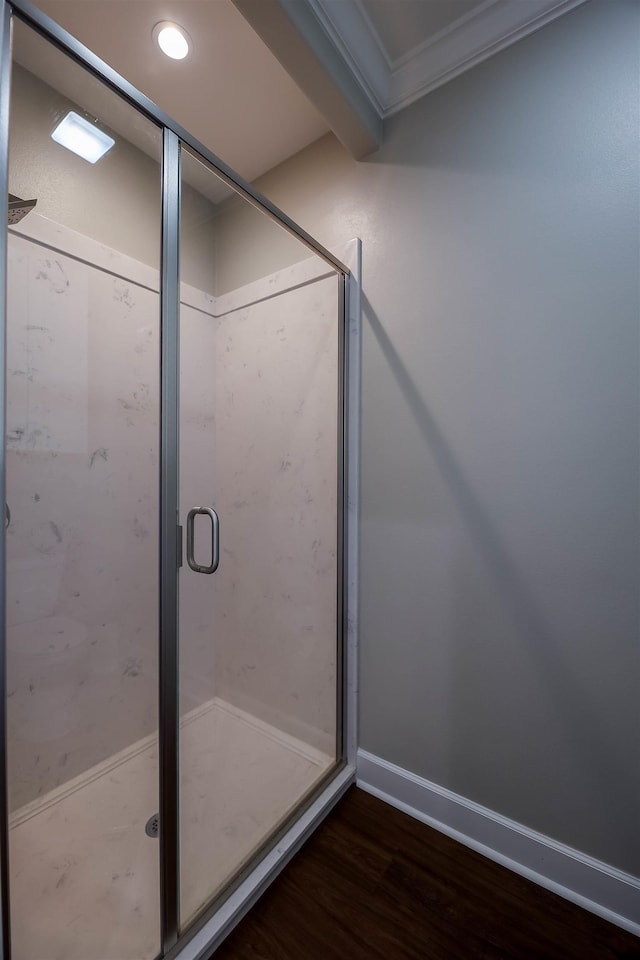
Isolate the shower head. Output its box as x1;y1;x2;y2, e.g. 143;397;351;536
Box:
8;193;37;225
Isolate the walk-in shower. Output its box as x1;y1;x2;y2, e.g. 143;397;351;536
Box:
0;2;358;957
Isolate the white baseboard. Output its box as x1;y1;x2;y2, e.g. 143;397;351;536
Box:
356;749;640;937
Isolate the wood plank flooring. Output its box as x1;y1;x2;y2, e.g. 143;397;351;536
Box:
212;786;640;960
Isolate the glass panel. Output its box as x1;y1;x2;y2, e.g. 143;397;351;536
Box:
178;148;340;927
6;20;162;960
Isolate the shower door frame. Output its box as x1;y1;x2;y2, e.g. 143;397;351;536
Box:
0;1;359;957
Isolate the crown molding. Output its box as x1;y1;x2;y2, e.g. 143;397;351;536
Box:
231;0;589;158
311;0;590;119
305;0;390;115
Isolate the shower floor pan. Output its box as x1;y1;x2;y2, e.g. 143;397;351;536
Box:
8;698;333;960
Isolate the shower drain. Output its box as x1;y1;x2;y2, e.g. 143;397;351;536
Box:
145;813;159;839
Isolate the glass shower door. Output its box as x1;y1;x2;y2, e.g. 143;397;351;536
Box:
5;19;163;960
2;8;349;952
178;147;341;927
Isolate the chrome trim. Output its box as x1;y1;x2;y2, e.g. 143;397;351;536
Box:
0;5;12;955
344;256;361;768
7;0;349;277
186;507;220;575
159;128;181;952
336;273;347;763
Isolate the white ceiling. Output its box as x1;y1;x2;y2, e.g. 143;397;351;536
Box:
26;0;589;175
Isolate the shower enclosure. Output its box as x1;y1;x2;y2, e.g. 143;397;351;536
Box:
0;1;359;957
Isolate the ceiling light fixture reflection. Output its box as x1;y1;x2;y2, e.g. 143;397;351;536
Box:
51;111;115;163
153;21;191;60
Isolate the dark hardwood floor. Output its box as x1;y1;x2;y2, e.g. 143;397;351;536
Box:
212;786;640;960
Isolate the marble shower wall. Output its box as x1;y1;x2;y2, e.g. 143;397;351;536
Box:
211;263;339;755
5;219;161;812
5;216;216;811
6;212;339;811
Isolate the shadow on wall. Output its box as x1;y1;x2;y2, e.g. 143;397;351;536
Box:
361;291;633;819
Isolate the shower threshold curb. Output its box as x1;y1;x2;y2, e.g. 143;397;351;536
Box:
170;764;355;960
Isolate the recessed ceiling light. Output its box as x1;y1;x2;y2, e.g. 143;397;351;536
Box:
153;21;191;60
51;111;115;164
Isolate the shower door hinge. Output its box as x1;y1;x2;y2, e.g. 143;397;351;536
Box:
177;524;183;568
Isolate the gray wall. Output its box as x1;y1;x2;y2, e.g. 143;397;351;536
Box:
221;0;640;875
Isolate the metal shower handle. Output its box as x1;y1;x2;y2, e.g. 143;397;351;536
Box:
186;507;219;574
